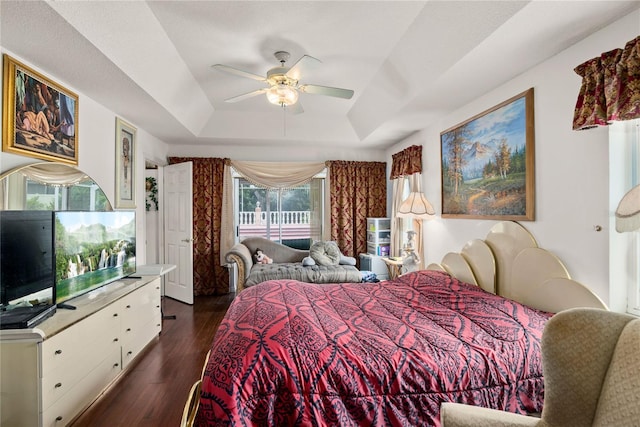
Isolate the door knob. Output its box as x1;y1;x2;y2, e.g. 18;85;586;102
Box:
182;238;193;243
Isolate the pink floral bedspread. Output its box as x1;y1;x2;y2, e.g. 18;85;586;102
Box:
196;270;551;426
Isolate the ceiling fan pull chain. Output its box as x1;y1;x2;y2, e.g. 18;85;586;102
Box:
283;104;287;137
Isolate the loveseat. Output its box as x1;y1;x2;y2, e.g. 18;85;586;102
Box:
225;237;362;292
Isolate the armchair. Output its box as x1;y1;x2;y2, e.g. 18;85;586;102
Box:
441;308;640;427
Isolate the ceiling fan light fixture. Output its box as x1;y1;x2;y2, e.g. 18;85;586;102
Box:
266;83;299;106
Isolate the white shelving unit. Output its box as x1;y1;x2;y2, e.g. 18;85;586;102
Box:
366;218;391;256
360;218;391;281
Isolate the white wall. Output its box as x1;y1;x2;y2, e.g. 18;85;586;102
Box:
0;49;171;267
387;10;640;308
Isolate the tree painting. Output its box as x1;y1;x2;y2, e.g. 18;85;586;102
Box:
440;89;535;220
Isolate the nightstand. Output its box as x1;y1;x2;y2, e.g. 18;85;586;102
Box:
382;257;404;280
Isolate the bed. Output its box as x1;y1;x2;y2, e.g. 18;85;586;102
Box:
191;221;607;426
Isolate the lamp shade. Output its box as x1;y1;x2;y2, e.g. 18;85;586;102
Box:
397;191;436;219
266;84;299;106
615;183;640;232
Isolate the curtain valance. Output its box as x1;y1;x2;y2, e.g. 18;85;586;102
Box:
390;145;422;179
230;160;326;189
573;35;640;130
21;163;88;186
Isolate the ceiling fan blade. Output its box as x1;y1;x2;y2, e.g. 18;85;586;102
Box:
299;84;354;100
224;88;268;103
285;55;321;81
212;64;266;82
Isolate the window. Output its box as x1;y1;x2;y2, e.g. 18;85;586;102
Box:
25;180;107;211
609;120;640;316
233;175;325;250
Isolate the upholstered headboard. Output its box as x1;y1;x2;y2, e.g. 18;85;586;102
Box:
427;221;607;313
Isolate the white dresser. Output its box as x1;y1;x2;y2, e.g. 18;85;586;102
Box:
0;276;162;427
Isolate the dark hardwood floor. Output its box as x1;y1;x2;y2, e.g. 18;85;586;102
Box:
70;293;235;427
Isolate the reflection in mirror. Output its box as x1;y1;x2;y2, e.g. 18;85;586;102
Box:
0;162;112;211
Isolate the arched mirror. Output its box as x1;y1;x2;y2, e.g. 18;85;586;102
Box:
0;162;112;211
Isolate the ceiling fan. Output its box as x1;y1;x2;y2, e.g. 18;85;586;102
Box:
212;51;354;114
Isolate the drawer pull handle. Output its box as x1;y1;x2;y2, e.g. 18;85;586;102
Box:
114;363;119;368
126;328;132;332
127;351;133;355
156;286;160;290
55;382;62;388
113;313;118;317
113;338;119;342
56;416;63;422
55;349;62;355
126;304;131;309
156;305;160;308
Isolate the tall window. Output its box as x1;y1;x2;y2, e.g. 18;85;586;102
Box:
234;175;324;250
609;120;640;316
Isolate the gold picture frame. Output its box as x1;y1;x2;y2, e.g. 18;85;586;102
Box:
2;54;79;165
115;117;136;209
440;88;535;220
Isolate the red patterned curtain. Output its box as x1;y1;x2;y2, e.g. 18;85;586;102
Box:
168;157;228;296
573;36;640;130
327;161;387;259
390;145;423;178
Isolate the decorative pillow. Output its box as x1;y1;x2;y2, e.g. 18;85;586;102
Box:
309;241;341;266
339;255;357;266
302;256;316;266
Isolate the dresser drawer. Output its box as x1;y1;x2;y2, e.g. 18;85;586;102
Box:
41;348;121;427
122;318;161;369
41;305;120;378
41;332;121;410
120;280;159;329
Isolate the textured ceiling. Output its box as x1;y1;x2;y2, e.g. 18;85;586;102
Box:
1;1;638;149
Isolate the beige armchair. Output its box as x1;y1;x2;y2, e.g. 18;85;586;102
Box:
441;308;640;427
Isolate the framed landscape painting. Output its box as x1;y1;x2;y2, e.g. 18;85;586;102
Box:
440;88;535;220
2;54;79;165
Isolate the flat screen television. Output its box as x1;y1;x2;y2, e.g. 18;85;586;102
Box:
0;210;55;307
54;210;136;308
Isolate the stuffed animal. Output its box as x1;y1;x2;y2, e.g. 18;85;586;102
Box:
254;248;273;264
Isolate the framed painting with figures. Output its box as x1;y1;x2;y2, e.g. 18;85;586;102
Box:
2;54;79;165
115;117;136;209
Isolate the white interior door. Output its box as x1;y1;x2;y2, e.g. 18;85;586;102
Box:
163;161;194;304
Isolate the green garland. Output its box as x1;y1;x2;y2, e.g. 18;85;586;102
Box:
145;176;158;211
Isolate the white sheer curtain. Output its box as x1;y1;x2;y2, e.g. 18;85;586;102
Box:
231;161;325;188
309;178;323;244
221;162;235;264
20;163;88;185
407;173;425;269
220;160;327;263
390;178;406;258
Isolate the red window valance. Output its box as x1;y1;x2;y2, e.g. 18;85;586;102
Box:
573;36;640;130
390;145;422;179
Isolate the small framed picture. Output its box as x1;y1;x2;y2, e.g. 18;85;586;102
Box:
2;54;79;165
115;117;136;209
